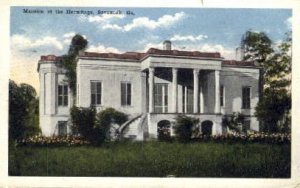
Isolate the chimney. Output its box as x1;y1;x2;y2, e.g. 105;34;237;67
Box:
235;47;244;61
163;40;172;50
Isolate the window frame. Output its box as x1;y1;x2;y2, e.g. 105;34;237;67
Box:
154;83;168;113
242;86;251;109
121;82;132;106
57;84;68;107
90;81;102;106
182;86;194;113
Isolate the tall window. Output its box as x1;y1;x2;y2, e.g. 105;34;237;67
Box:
91;81;102;105
220;85;225;107
154;83;168;113
242;86;251;109
58;85;68;106
121;82;131;106
58;121;67;136
182;86;193;113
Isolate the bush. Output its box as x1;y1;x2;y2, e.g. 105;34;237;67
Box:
174;115;199;143
71;107;128;145
222;112;246;134
71;106;103;145
157;125;172;142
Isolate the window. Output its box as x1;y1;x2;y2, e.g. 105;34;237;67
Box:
182;86;193;113
220;85;225;107
91;81;102;105
121;82;131;106
154;83;168;113
58;85;68;106
242;87;251;109
58;121;67;136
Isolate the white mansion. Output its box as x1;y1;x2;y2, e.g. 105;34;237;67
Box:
38;41;261;140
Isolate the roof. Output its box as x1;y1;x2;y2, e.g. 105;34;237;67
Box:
222;60;256;66
40;55;62;61
39;48;257;67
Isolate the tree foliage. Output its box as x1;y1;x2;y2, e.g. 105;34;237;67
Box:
242;31;274;66
241;31;291;132
174;115;199;143
71;107;128;145
62;34;88;98
9;80;40;140
255;89;291;132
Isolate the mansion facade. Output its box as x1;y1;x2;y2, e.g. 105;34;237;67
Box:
38;41;261;140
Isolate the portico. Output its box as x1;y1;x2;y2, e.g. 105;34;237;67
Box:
143;61;222;115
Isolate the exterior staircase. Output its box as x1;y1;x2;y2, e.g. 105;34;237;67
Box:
118;113;147;141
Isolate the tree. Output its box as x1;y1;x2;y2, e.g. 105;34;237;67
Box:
242;31;274;66
62;34;88;99
9;80;40;140
241;31;291;132
71;107;128;145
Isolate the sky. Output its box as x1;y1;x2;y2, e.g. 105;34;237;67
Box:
10;7;292;95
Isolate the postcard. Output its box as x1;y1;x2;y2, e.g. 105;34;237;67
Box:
1;0;300;187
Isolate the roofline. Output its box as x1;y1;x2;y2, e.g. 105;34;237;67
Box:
140;54;224;62
78;56;140;62
222;64;262;69
37;60;59;72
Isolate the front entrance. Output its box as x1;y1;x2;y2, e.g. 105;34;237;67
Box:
201;120;213;135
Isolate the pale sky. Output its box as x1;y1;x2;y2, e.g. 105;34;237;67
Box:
10;7;292;95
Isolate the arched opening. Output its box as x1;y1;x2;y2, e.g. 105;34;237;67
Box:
157;120;171;141
201;120;213;135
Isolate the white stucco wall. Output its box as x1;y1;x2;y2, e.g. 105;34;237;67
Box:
77;58;144;116
220;66;260;131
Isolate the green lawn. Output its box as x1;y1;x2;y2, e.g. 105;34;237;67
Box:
9;141;290;177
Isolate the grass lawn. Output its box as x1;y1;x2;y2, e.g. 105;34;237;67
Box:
9;141;290;177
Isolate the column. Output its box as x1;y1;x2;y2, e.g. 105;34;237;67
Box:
51;72;57;115
172;68;178;113
184;87;187;113
193;69;199;113
200;86;204;113
148;67;155;113
214;70;220;113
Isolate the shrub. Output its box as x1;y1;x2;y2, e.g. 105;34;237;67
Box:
157;124;172;142
71;106;103;145
174;115;199;143
95;108;128;141
222;112;246;134
71;107;128;145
